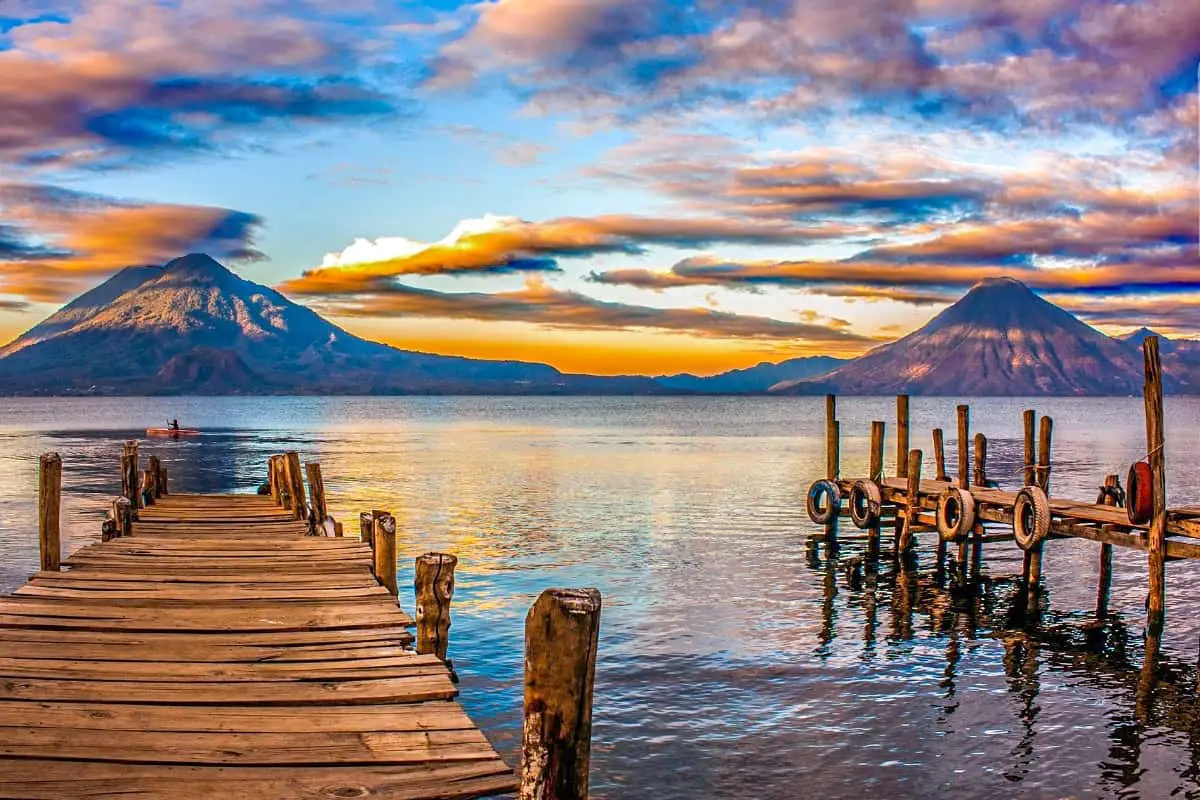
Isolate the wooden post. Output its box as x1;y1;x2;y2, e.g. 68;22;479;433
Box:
334;520;344;538
284;452;307;519
825;395;839;482
1024;416;1053;613
1143;336;1167;628
1036;416;1053;493
956;405;970;489
305;462;327;524
160;468;169;496
124;440;141;510
141;468;156;506
1023;410;1036;487
415;553;458;661
359;512;375;550
373;513;398;596
520;588;602;800
972;433;987;487
147;455;162;499
112;497;132;539
932;429;947;482
868;421;885;482
39;453;62;572
896;395;910;478
101;517;117;543
1096;474;1118;618
898;448;922;554
971;433;987;577
268;455;283;505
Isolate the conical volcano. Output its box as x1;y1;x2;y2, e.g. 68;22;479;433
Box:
771;277;1143;396
0;254;663;395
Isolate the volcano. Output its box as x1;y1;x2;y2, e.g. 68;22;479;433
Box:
0;254;663;395
770;277;1147;396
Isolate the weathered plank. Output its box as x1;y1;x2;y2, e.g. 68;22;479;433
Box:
0;491;514;799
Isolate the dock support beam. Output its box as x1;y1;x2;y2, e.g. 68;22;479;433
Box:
896;395;910;479
39;452;62;572
520;588;602;800
112;497;132;538
825;395;839;552
1143;336;1167;627
955;406;970;577
868;421;885;482
415;553;457;662
373;512;398;597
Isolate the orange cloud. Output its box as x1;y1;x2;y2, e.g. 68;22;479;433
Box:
0;183;261;301
281;213;860;294
311;275;876;345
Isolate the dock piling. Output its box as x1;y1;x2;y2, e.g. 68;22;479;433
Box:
415;553;458;661
896;395;910;478
956;405;970;489
932;428;947;482
520;588;602;800
38;452;62;572
898;448;922;554
825;395;839;482
1023;416;1053;614
373;512;398;597
284;452;307;520
1143;336;1167;627
148;455;162;499
1023;410;1036;487
868;421;885;481
112;497;132;538
305;462;327;525
1097;474;1118;618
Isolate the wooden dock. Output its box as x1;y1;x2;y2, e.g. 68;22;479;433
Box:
806;336;1200;693
0;491;518;799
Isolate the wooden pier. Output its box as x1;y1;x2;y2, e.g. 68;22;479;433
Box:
0;490;516;798
2;448;605;799
806;336;1195;680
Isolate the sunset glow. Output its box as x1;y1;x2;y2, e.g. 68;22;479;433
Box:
0;0;1195;375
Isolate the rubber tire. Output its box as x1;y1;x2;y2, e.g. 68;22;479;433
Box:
936;486;976;543
1013;485;1051;551
806;479;842;526
1126;461;1153;525
848;480;882;529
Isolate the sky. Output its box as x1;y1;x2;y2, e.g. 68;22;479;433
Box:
0;0;1196;376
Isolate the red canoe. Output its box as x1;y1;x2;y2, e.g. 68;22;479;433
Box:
146;428;200;437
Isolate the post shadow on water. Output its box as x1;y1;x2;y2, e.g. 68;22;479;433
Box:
806;515;1200;799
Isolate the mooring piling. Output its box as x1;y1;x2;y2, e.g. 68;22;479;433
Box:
896;395;910;479
414;552;458;662
38;452;62;572
373;512;398;597
520;587;602;800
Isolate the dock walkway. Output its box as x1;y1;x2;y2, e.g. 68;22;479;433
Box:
0;492;516;799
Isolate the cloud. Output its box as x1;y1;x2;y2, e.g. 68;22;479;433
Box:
316;275;877;343
282;212;861;294
0;183;262;301
590;251;1200;296
426;0;1199;133
0;0;409;170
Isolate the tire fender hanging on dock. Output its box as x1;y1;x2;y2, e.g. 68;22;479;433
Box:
848;480;882;529
1126;461;1153;525
1012;485;1051;551
936;486;976;543
806;479;841;526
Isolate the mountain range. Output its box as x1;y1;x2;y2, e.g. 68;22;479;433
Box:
0;255;1191;396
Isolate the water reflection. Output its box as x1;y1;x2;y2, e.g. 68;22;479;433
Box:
3;396;1200;798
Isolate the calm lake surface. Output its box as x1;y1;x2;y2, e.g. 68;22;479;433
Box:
5;396;1200;798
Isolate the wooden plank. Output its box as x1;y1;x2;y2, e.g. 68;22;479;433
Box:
0;700;478;733
0;675;458;705
0;761;517;800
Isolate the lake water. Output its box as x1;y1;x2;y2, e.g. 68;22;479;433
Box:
4;396;1200;798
